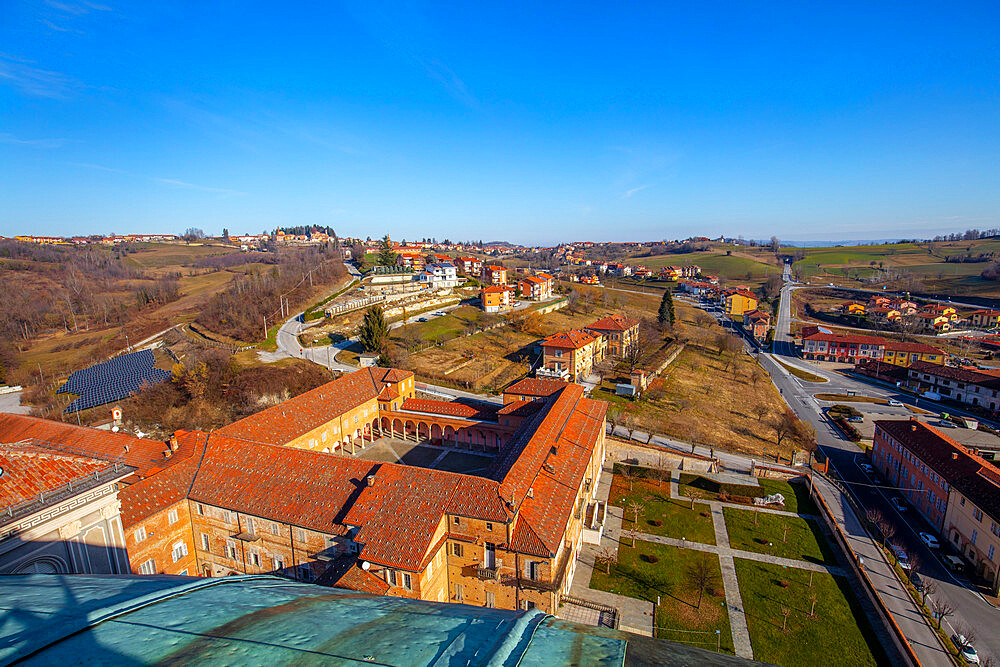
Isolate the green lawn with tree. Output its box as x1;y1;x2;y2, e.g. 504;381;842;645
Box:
723;507;836;565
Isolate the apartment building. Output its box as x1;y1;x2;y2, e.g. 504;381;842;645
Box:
455;257;483;277
721;289;758;321
742;309;771;341
481;285;515;313
802;332;886;362
905;362;1000;411
396;253;426;272
419;263;461;289
871;419;1000;594
482;265;508;285
585;314;639;358
882;341;945;367
970;310;1000;329
518;274;553;301
538;330;606;383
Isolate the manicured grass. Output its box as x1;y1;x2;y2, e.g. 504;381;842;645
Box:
756;478;817;515
723;507;836;565
590;540;733;653
776;359;828;383
611;465;716;545
814;393;888;404
676;473;818;515
735;559;884;667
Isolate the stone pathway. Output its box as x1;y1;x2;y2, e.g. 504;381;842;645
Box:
669;474;818;520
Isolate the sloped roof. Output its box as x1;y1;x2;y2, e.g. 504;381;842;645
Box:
587;314;639;332
118;431;206;527
505;378;569;398
541;329;601;350
883;341;944;355
399;398;498;421
217;368;411;445
0;443;110;507
0;413;189;478
804;332;887;346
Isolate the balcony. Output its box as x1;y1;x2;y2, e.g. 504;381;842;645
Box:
475;565;500;581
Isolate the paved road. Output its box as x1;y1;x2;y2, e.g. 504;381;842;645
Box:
762;274;999;664
0;391;30;415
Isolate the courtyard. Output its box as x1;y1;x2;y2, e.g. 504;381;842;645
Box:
347;436;495;475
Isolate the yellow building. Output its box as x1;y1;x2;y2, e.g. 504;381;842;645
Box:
882;342;945;367
970;310;1000;329
722;290;759;321
841;302;865;315
945;467;1000;595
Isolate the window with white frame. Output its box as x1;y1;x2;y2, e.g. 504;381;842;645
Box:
272;555;284;570
168;509;179;525
271;522;280;536
171;541;188;563
250;551;261;568
138;559;156;575
134;526;147;543
454;583;464;601
225;541;239;560
201;533;210;552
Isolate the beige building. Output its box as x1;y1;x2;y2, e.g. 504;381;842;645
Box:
538;329;606;383
945;466;1000;594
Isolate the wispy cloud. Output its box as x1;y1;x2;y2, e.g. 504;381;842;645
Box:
67;162;244;196
41;19;78;33
0;133;71;149
46;0;111;14
67;161;127;173
154;178;246;196
622;184;651;199
418;58;479;109
0;54;82;98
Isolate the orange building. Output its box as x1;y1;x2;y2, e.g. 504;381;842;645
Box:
481;285;515;312
482;265;508;285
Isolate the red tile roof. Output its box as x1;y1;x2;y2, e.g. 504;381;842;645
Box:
504;378;568;399
481;285;514;294
399;398;498;421
0;413;189;478
0;443;111;507
541;329;601;350
217;367;412;445
586;314;639;332
883;341;944;355
332;562;391;595
118;431;206;527
804;332;887;346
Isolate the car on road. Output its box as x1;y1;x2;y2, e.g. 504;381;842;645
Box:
849;415;864;423
890;497;908;512
417;317;428;322
952;634;980;664
909;571;925;593
919;532;941;549
891;545;912;570
937;419;957;428
943;554;966;573
860;463;874;474
888;399;903;406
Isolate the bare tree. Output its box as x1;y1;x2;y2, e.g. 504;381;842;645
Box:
807;592;818;618
753;404;770;422
930;597;955;629
619;466;637;492
595;546;616;575
780;605;791;631
686;556;720;609
770;409;799;457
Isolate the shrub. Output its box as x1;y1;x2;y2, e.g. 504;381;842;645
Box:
648;519;663;527
641;554;659;564
779;580;791;588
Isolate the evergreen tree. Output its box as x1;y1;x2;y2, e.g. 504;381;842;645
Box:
221;228;230;241
359;305;389;353
658;288;675;327
377;234;397;266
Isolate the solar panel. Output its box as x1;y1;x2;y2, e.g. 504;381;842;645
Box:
58;349;173;413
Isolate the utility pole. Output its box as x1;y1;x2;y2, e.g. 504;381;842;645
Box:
263;315;267;340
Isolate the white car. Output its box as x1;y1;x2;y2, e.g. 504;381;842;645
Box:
888;399;903;406
952;635;980;664
919;532;940;549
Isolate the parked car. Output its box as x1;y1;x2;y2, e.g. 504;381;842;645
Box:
888;399;903;406
937;419;957;428
909;571;925;593
417;317;428;322
890;497;908;512
952;634;980;664
860;463;874;474
919;532;941;549
943;555;966;573
849;416;864;423
891;545;912;570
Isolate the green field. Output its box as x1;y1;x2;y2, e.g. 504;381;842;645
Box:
723;507;836;565
735;560;884;667
591;540;734;653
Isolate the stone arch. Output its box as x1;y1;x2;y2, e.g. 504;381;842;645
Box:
393;419;404;438
443;425;455;442
431;423;443;440
405;420;416;439
418;422;430;440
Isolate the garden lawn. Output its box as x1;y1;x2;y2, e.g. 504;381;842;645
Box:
611;465;715;545
723;507;836;565
677;474;816;515
735;559;885;667
590;540;733;653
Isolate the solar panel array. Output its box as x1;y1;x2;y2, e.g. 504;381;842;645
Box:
57;349;173;413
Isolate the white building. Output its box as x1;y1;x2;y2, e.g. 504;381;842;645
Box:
419;262;460;289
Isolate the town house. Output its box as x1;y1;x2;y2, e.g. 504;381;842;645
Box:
585;314;639;358
538;330;606;383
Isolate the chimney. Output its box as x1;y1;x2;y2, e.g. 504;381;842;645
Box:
911;424;917;431
163;449;172;459
366;474;376;487
169;434;179;451
952;452;959;460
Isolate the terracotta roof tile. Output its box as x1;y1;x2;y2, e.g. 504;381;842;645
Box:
0;443;111;507
504;378;568;398
400;398;498;421
540;329;601;350
586;314;639;332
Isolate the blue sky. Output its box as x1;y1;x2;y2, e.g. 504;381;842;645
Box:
1;2;998;244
